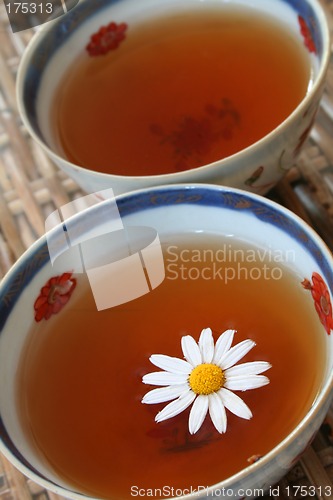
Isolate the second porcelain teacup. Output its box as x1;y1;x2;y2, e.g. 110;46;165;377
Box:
17;0;330;195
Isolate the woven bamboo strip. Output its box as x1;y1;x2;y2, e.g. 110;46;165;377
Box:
0;49;17;113
300;446;333;499
0;455;32;500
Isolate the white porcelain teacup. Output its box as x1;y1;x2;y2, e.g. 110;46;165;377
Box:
17;0;330;195
1;184;333;499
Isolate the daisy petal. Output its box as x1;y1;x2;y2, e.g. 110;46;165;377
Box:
225;361;272;377
155;391;196;423
212;329;236;365
224;375;270;391
142;384;189;404
142;371;188;386
208;392;227;433
189;395;209;434
219;339;255;370
181;335;202;366
198;328;215;363
219;388;252;420
149;354;192;374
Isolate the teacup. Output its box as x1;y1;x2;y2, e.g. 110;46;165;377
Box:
17;0;330;195
1;184;333;499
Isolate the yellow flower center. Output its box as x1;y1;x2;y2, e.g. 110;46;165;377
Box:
189;363;225;395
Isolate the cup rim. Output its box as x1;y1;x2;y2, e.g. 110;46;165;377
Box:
16;0;331;183
1;182;333;499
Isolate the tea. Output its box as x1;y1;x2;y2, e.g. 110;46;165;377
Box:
17;234;326;498
53;6;311;176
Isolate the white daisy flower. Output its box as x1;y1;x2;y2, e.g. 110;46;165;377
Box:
142;328;271;435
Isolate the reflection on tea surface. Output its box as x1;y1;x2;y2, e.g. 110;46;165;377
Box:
53;6;311;176
17;235;325;498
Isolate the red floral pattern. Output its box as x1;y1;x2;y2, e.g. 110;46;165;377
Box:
302;272;333;335
293;116;316;157
151;98;240;171
86;21;128;56
244;165;277;194
245;166;264;187
298;15;316;54
34;272;77;322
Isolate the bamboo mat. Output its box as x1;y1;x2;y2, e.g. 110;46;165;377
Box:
1;1;333;499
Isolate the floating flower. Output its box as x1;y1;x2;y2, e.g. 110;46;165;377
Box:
86;21;128;56
34;272;76;322
142;328;271;435
302;272;333;335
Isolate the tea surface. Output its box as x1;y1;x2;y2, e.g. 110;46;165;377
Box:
53;7;311;175
17;235;326;498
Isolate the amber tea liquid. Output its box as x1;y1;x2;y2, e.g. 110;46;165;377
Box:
17;235;326;499
53;7;311;175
